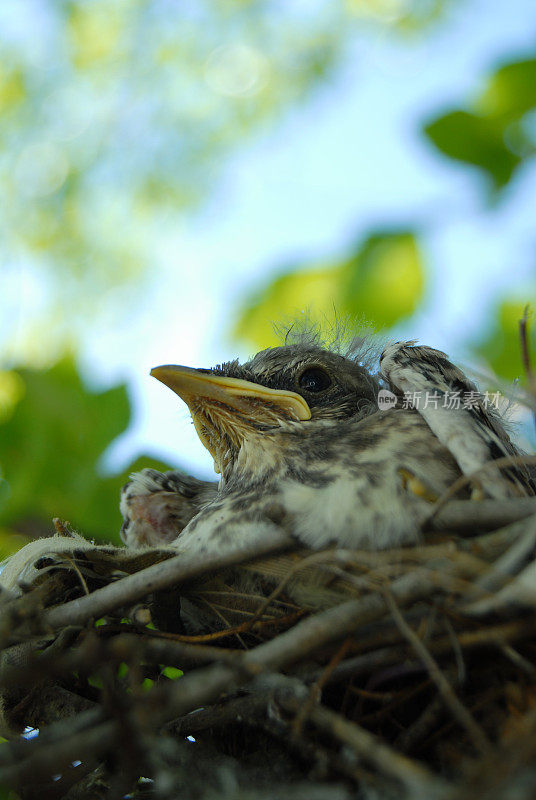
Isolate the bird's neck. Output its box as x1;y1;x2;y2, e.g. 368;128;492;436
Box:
219;431;287;489
218;419;338;490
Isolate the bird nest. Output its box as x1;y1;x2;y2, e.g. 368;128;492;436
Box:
1;500;536;800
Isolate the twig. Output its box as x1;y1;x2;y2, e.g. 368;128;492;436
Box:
295;615;536;688
498;642;535;675
395;694;445;753
111;570;438;735
291;638;352;736
0;718;115;786
520;306;536;393
520;305;536;435
0;630;256;700
473;514;536;592
52;518;75;537
245;571;436;673
383;590;492;756
466;556;536;614
425;455;536;523
261;699;376;787
298;644;411;686
194;594;248;649
277;694;450;798
62;554;90;596
427;497;536;532
41;530;291;633
171;689;272;735
243;549;352;628
443;617;466;684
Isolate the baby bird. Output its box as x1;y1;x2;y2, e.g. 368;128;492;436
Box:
120;334;533;553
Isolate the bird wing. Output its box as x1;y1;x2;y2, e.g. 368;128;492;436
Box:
380;341;534;499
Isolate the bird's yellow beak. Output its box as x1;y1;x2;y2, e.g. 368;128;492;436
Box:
150;364;311;472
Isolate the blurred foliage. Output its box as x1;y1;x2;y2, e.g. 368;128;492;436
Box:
424;53;536;379
0;0;451;366
475;300;535;384
0;359;172;550
424;56;536;190
233;230;424;349
237;46;536;376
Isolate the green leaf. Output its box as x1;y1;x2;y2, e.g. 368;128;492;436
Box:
0;781;21;800
232;230;424;351
340;231;424;327
0;358;174;545
117;662;129;679
0;357;128;542
424;111;520;189
0;65;26;114
424;57;536;190
473;299;535;382
478;58;536;119
232;264;347;349
0;528;31;560
162;666;183;680
88;674;103;690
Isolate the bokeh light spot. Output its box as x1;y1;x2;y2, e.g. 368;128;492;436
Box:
204;44;269;98
15;142;69;198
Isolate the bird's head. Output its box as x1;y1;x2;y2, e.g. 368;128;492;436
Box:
151;343;380;475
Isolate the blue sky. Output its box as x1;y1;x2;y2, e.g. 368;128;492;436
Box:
79;0;536;479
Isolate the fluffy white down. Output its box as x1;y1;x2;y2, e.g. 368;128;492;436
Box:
281;473;418;550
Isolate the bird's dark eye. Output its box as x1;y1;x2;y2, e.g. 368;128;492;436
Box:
298;367;332;393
